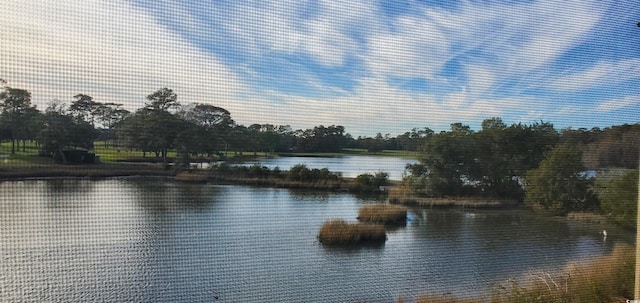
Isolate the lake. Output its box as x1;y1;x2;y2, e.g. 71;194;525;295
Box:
1;177;631;302
233;155;419;181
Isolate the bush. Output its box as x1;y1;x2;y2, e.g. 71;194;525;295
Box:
598;170;638;229
355;171;389;191
288;164;311;181
358;204;407;225
317;219;386;245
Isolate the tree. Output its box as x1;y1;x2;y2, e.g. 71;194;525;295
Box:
146;87;179;111
69;94;101;126
39;103;95;162
177;103;233;157
598;170;638;229
0;86;34;154
405;123;474;197
94;103;130;147
146;88;180;165
524;144;595;215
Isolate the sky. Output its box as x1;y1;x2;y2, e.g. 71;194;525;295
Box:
1;0;639;136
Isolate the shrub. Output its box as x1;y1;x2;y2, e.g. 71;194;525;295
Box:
288;164;311;181
358;204;407;225
597;170;638;229
355;171;389;191
317;219;386;245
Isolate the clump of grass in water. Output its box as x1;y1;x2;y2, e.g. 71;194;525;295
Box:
358;204;407;225
317;219;386;245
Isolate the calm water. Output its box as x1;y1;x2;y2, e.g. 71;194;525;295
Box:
234;155;419;181
1;178;631;302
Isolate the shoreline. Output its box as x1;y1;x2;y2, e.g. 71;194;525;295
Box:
387;186;519;209
0;164;175;181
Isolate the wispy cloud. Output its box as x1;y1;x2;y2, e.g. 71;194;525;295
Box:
0;0;637;135
596;96;640;113
1;0;242;109
549;59;640;91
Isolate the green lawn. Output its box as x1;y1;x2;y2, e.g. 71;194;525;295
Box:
0;141;418;167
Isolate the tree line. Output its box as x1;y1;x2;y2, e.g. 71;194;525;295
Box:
401;117;638;223
0;82;451;161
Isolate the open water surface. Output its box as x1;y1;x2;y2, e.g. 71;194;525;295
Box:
1;177;630;302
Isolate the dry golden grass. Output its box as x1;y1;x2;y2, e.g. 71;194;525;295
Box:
358;204;407;225
317;219;386;245
405;243;635;303
491;243;635;303
174;171;208;183
388;186;517;208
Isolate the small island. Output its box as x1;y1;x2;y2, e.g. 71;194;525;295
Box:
317;219;387;245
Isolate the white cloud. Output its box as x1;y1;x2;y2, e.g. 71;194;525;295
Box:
549;58;640;91
595;96;640;113
364;15;449;79
0;0;243;111
242;76;532;135
222;1;375;67
421;1;606;91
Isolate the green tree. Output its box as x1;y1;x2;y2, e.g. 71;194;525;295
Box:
69;94;102;126
39;104;95;162
145;88;181;165
0;86;35;154
524;144;595;215
598;170;638;229
146;87;179;111
180;103;233;157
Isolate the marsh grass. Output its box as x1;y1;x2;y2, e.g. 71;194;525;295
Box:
174;171;208;183
492;243;635;303
405;243;635;303
388;186;517;208
357;204;407;225
317;219;386;245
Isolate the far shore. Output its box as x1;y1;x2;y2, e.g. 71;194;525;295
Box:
1;165;518;209
0;163;175;181
387;186;519;208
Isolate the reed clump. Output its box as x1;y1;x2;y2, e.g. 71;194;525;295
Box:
317;219;386;245
174;171;208;183
357;204;407;225
405;243;635;303
492;243;635;303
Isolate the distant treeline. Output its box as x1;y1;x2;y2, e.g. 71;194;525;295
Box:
0;81;637;171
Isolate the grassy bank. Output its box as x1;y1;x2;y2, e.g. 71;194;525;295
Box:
357;204;407;225
388;186;518;208
317;219;387;245
406;243;635;303
0;163;174;180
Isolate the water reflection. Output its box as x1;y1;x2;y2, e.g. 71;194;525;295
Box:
0;179;630;302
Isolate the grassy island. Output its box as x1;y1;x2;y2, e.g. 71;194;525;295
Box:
357;204;407;225
317;219;387;245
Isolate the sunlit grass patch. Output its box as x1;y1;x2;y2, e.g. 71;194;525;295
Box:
317;219;386;245
357;204;407;225
174;171;208;183
492;243;635;303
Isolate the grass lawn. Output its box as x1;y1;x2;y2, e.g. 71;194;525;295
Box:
0;140;418;168
283;148;418;159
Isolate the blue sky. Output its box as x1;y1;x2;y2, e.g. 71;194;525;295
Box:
1;0;638;136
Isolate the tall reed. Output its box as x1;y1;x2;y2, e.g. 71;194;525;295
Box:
357;204;407;225
317;219;386;245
